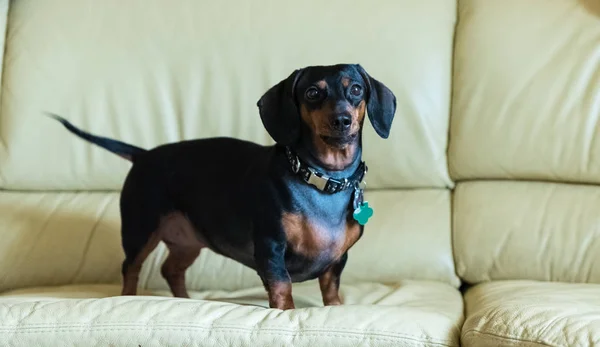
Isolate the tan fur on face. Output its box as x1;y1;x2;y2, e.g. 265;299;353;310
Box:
355;100;366;123
341;77;350;88
300;100;366;170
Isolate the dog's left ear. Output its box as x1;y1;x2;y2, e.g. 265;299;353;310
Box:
355;64;397;139
256;69;305;145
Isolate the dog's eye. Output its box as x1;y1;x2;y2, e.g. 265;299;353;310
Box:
350;84;362;96
305;87;321;100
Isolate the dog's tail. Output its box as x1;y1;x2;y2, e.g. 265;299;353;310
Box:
46;112;146;162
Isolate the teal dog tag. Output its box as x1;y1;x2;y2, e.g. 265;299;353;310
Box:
353;201;373;225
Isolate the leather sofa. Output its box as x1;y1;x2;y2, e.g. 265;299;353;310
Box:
1;0;598;346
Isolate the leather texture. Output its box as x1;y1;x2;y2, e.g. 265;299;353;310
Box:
0;189;459;293
453;181;600;285
3;0;600;345
0;282;464;347
462;281;600;347
0;2;461;344
0;0;455;191
449;0;600;184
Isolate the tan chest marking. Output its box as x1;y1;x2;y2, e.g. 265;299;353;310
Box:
281;212;361;260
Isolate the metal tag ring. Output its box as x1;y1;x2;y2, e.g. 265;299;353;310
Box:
292;155;301;173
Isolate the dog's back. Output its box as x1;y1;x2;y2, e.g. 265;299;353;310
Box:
121;137;277;264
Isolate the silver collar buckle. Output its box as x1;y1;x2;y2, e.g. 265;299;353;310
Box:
306;167;329;191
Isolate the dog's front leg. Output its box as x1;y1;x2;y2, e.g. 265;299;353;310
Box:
319;253;348;306
264;280;294;310
254;236;295;310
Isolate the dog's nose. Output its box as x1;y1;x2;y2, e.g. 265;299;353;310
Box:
331;114;352;131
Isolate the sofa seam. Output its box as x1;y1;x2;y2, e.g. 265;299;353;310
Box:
0;322;457;344
0;325;459;346
462;329;557;347
0;0;10;188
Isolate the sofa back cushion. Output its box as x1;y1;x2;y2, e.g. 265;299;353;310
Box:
0;0;456;191
450;0;600;183
450;0;600;284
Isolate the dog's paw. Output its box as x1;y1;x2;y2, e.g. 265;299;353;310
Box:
324;297;343;306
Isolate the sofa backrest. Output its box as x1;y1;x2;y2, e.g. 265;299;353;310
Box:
0;0;455;192
450;0;600;284
0;0;460;292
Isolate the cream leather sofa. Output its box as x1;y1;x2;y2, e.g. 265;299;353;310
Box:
1;0;599;346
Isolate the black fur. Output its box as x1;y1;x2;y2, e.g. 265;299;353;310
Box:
257;68;305;145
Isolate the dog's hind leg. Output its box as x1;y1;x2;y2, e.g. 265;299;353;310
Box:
119;181;165;296
120;224;161;296
158;212;204;298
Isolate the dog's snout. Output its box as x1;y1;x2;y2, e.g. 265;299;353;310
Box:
331;114;352;131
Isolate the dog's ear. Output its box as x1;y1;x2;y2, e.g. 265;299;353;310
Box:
257;69;305;145
356;64;397;139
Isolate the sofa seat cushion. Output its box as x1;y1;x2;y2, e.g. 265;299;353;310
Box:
462;281;600;347
0;281;463;347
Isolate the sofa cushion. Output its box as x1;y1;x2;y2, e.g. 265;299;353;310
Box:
0;189;459;293
449;0;600;184
453;181;600;284
0;281;463;347
462;280;600;347
0;0;456;191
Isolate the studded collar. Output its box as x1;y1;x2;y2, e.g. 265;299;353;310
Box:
284;146;367;194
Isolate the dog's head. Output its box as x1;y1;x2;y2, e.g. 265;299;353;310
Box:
257;64;396;170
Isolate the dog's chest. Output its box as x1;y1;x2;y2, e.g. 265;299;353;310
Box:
279;180;362;270
281;211;361;262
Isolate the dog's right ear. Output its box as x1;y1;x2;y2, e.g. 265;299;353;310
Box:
355;64;396;139
257;69;304;145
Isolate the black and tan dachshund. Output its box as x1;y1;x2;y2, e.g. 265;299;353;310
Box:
48;63;396;310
